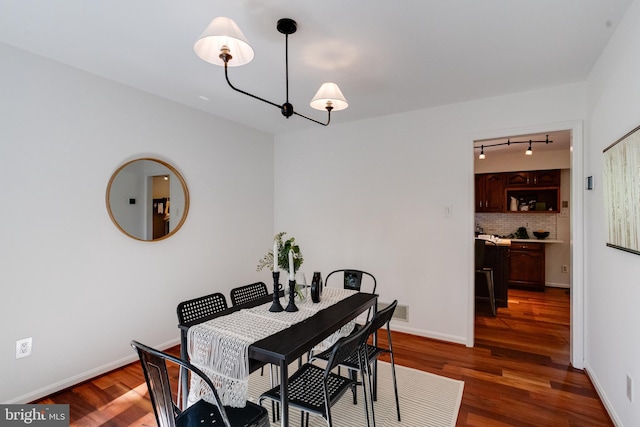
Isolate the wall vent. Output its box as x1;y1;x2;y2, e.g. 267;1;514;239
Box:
377;301;409;322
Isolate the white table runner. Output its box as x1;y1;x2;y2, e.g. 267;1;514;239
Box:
187;287;358;407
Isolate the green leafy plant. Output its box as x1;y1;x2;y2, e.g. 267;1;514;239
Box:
256;232;304;273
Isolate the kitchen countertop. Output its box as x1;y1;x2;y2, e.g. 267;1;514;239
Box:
478;238;564;246
509;238;564;244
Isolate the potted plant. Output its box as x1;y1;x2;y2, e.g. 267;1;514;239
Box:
257;232;305;300
257;232;304;273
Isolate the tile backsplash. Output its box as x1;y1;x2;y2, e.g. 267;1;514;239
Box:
475;213;557;239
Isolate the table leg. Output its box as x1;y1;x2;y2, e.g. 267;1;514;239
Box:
180;331;189;409
279;360;289;427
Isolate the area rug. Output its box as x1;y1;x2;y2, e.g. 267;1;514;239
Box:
247;361;464;427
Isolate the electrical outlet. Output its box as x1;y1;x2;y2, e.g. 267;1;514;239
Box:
16;337;32;359
561;265;569;273
627;375;633;402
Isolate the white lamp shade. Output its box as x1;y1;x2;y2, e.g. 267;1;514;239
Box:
310;82;348;111
194;17;254;67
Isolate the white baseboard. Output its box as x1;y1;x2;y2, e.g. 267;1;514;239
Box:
389;323;467;346
7;337;180;404
583;361;622;426
546;282;570;289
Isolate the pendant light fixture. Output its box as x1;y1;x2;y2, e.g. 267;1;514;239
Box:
194;17;348;126
525;141;533;155
475;135;552;159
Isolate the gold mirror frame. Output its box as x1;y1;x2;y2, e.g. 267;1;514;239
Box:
106;158;190;241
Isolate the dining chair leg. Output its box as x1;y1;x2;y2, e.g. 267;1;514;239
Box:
350;370;358;404
387;330;401;422
484;270;496;316
361;353;373;427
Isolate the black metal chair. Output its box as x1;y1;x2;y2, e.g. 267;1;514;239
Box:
259;323;373;427
311;299;401;423
131;340;269;427
230;282;269;307
325;269;377;327
229;281;282;421
324;269;377;294
176;292;230;409
475;238;497;316
176;292;228;324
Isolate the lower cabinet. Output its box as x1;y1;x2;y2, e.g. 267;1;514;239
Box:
508;242;545;291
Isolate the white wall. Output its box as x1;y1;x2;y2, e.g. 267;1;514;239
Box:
274;82;586;345
474;149;570;173
585;0;640;424
0;43;275;403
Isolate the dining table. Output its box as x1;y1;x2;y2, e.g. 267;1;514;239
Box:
178;288;378;427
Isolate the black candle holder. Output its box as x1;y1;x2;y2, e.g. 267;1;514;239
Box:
285;279;298;312
269;271;284;312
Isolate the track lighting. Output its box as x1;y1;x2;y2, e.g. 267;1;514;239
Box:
475;135;552;159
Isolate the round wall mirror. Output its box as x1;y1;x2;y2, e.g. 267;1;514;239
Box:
106;158;190;241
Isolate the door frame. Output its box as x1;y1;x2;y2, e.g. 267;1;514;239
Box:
468;120;584;369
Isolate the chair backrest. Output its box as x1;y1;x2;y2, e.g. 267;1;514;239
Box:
177;292;228;324
370;299;398;334
325;322;372;374
130;340;231;427
325;269;377;294
475;239;497;271
474;239;486;270
230;282;268;307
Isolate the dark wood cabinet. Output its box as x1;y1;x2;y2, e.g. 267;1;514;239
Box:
505;169;560;187
505;187;560;212
476;169;561;213
504;169;561;212
475;173;504;213
508;242;545;291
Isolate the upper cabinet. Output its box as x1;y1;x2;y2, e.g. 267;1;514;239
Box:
505;169;560;187
475;173;504;212
476;169;561;213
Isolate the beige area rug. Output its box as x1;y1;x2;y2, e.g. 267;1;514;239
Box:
247;361;464;427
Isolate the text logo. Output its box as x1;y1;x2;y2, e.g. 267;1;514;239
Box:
0;405;69;426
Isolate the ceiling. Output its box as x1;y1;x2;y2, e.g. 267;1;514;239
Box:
0;1;633;135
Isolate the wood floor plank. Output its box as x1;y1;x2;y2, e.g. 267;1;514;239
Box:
33;287;613;426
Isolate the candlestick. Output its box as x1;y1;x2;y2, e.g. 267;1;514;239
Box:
269;271;284;312
285;279;298;312
273;241;279;272
288;249;295;281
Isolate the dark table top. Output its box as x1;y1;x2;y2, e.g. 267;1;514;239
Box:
179;292;378;365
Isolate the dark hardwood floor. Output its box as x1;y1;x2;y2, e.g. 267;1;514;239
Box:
34;288;613;426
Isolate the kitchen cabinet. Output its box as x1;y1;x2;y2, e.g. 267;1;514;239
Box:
506;188;559;212
475;173;504;213
504;169;560;212
508;242;545;291
505;169;560;187
475;169;561;212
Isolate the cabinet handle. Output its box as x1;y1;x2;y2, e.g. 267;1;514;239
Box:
534;177;537;184
479;201;483;208
486;200;489;208
526;178;530;184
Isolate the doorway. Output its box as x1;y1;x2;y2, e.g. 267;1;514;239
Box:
469;121;584;369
